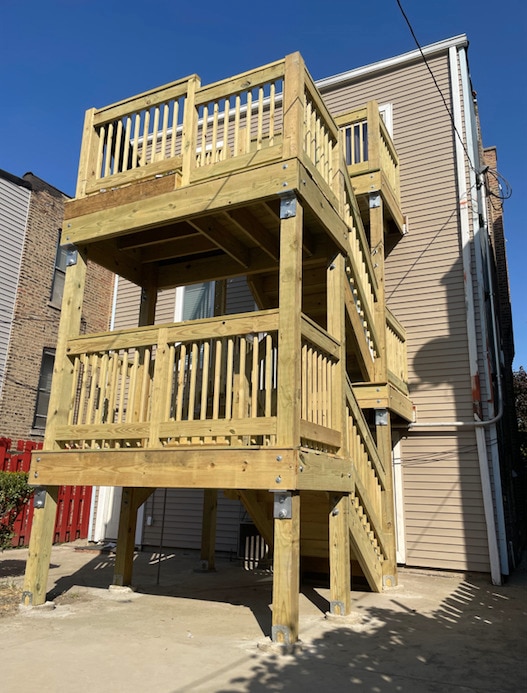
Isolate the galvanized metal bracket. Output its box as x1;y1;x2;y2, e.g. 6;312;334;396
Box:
375;408;389;426
33;487;47;509
329;600;346;616
279;192;297;219
64;244;78;267
273;491;292;519
383;574;397;588
21;591;33;606
271;624;293;644
369;192;381;209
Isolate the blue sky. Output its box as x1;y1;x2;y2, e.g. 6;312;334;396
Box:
1;0;526;367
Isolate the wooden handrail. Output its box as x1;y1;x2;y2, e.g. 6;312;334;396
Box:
345;376;385;485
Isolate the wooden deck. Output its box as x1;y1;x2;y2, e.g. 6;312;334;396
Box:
24;52;411;643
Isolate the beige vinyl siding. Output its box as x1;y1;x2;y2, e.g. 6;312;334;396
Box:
322;53;489;572
0;177;31;400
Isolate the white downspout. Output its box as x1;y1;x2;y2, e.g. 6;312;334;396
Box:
459;46;508;576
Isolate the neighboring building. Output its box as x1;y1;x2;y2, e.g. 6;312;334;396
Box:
94;35;521;581
0;170;114;442
317;35;521;579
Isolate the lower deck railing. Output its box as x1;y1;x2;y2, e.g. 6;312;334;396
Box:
56;310;340;452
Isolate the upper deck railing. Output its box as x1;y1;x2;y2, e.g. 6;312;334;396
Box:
335;101;400;204
75;54;341;199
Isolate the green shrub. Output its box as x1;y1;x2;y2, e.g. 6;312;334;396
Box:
0;471;33;550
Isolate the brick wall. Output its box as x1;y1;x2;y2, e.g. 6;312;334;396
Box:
0;174;114;441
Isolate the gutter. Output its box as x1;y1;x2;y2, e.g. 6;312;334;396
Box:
316;35;468;92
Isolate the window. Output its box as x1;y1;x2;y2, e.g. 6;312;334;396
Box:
50;232;68;307
33;348;55;430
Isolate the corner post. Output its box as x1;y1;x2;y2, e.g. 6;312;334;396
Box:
329;492;352;615
375;408;397;586
271;491;300;644
283;52;305;160
23;246;88;606
181;75;200;185
75;108;98;198
276;195;303;448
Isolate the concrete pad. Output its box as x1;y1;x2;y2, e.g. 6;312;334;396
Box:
1;542;526;692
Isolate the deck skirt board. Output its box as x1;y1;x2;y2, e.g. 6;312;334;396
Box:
29;447;353;491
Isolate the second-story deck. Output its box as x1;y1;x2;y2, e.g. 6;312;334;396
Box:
25;53;412;635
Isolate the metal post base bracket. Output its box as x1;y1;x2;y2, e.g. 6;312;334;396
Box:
271;624;294;645
329;600;347;616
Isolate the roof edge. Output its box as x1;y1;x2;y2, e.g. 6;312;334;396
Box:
0;168;32;190
316;34;468;91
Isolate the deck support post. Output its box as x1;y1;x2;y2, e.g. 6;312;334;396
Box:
200;489;218;571
375;409;397;586
271;491;300;644
114;274;159;587
276;195;302;448
23;247;88;606
369;194;387;382
113;488;154;586
329;492;352;615
326;253;347;455
22;486;59;606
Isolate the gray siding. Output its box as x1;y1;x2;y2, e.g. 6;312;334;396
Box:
0;177;31;399
321;53;489;571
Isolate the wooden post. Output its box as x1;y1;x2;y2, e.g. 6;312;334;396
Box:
329;492;351;615
366;101;381;172
200;489;218;571
375;409;397;586
271;491;300;644
114;488;154;586
75;108;98;198
326;253;347;455
370;194;387;382
276;197;302;448
114;281;158;586
114;488;139;586
283;52;305;160
23;247;88;606
181;75;200;185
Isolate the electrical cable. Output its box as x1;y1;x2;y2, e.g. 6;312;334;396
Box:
395;0;512;201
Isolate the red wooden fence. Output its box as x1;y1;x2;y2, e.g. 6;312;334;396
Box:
0;438;92;547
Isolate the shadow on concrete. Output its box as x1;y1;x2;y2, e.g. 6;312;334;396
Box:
208;568;527;693
0;558;58;579
47;547;278;636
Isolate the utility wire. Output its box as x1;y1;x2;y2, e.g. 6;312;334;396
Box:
395;0;477;173
395;0;512;205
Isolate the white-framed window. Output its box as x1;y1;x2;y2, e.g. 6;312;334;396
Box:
33;348;55;430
